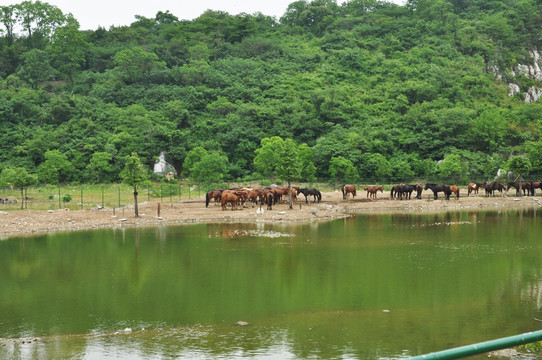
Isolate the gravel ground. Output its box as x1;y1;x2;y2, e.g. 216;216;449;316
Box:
1;188;540;239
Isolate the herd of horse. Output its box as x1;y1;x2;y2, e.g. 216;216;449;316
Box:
205;180;542;210
467;181;542;197
205;186;322;211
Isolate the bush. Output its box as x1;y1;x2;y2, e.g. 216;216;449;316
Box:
62;194;72;202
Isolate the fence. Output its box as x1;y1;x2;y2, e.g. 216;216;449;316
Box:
0;180;376;211
2;175;541;211
0;183;198;211
0;181;333;211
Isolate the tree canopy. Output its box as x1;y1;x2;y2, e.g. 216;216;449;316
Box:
1;0;542;185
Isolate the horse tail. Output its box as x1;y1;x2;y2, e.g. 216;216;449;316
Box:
317;190;322;203
205;192;210;207
390;187;395;199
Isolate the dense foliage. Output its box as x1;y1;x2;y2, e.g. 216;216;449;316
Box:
1;0;542;185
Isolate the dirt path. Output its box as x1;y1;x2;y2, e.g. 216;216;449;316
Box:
1;189;540;239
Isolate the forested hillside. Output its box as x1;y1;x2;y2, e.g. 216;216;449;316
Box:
1;0;542;185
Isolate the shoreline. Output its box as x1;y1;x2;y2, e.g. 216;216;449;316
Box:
1;190;541;239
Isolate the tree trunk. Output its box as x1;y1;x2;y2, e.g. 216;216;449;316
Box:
20;188;24;210
133;189;139;217
288;181;293;210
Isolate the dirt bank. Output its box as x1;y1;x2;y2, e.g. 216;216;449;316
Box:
1;189;540;239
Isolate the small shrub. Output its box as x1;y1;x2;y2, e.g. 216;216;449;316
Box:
62;194;72;203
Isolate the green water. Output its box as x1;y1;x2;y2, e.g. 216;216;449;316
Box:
1;208;542;359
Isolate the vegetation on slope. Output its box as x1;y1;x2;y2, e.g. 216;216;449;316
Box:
1;0;542;185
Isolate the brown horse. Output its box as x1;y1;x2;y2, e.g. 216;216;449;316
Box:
262;189;274;210
531;181;541;195
205;189;223;207
273;187;290;203
467;183;482;196
449;185;460;199
246;189;264;207
506;182;533;196
221;191;242;211
482;182;504;197
365;185;383;199
342;185;356;200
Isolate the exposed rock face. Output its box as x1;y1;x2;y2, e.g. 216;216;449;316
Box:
525;86;542;103
506;50;542;103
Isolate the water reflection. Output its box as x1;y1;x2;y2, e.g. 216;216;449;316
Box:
0;208;541;359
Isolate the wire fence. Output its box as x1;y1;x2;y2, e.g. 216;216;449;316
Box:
0;180;345;211
1;174;541;211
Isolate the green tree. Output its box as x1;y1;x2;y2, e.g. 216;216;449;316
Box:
182;147;208;178
506;156;532;196
0;167;38;209
329;156;358;183
119;152;148;217
0;5;18;45
298;143;317;183
48;25;90;84
86;151;114;183
17;1;71;46
525;141;542;171
17;48;55;88
276;138;301;209
359;153;391;181
438;154;467;182
469;109;506;153
190;151;229;185
253;136;285;179
112;46;166;84
37;149;74;184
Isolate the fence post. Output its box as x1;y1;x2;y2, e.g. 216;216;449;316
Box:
179;184;182;201
58;185;61;209
160;184;163;203
25;187;27;210
101;187;104;208
118;187;121;208
188;184;191;199
147;185;150;202
81;187;83;210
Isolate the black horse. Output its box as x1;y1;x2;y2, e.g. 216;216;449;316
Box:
424;183;451;200
396;184;420;200
297;188;322;204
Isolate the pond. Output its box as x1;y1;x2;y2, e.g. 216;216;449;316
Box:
1;208;541;359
